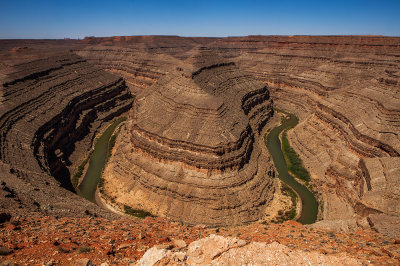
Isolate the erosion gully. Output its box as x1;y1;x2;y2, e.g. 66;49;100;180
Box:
266;110;318;224
77;117;125;202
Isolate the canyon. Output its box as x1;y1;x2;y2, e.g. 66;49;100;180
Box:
0;35;399;264
100;49;275;226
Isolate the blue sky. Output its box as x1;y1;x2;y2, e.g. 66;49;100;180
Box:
0;0;399;39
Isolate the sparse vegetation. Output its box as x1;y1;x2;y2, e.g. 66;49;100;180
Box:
281;130;310;181
77;246;91;253
72;117;125;190
72;156;90;189
57;246;70;253
106;122;124;160
263;182;298;224
123;205;154;219
98;117;126;194
275;183;297;222
98;176;105;193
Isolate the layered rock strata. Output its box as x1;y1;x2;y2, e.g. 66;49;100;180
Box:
74;47;173;93
212;36;400;235
1;36;399;237
102;51;275;226
0;50;133;218
79;36;400;233
73;36;218;94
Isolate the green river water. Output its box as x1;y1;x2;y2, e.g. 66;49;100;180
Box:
77;112;317;224
77;117;125;202
266;111;318;224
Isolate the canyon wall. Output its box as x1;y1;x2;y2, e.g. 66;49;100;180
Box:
74;35;400;235
211;35;400;235
1;36;399;237
0;48;133;218
101;50;276;226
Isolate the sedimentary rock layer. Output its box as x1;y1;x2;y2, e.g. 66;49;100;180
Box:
211;35;400;235
73;36;219;94
73;47;171;92
0;49;133;218
102;51;275;226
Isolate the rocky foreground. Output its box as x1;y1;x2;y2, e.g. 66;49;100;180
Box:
1;215;399;265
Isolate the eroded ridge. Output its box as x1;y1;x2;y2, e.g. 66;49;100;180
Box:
74;47;170;92
0;51;133;218
102;51;275;226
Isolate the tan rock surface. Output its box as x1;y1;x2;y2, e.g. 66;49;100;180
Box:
360;157;400;216
139;234;362;265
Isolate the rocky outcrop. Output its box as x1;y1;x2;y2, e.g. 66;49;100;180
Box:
138;234;361;265
102;50;275;226
359;157;400;215
0;50;133;217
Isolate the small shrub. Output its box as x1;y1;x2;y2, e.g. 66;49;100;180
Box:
72;156;90;189
78;246;91;253
123;205;154;219
57;246;70;253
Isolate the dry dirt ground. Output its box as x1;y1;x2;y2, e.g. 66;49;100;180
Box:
1;215;400;265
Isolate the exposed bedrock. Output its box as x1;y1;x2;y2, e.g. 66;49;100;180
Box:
102;51;275;226
0;51;133;218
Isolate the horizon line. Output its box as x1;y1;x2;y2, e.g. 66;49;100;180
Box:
2;34;400;40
